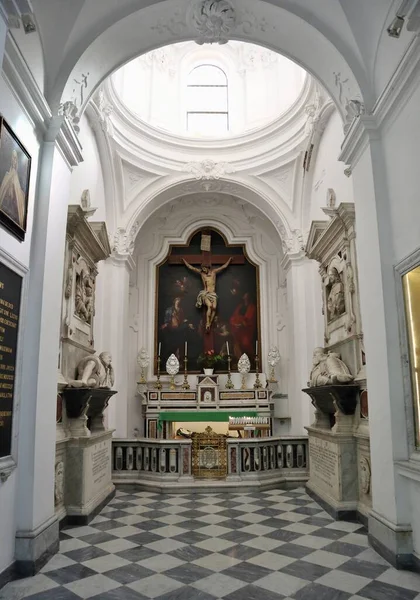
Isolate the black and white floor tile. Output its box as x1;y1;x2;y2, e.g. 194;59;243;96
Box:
1;488;420;599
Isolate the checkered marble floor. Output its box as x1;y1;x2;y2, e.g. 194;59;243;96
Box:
2;488;420;600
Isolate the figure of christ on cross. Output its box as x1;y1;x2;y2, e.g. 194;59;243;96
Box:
182;257;232;332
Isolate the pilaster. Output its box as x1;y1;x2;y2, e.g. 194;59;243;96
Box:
282;251;323;435
340;115;415;568
14;118;83;576
99;250;134;437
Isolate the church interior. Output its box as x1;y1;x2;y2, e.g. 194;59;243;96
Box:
1;1;420;598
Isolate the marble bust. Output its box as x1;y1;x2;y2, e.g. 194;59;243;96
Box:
70;351;115;389
327;267;345;320
308;347;354;387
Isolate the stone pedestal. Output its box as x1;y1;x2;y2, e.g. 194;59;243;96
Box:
303;384;359;519
306;426;358;519
65;430;115;525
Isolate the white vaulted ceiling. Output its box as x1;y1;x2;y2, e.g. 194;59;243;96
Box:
26;0;411;114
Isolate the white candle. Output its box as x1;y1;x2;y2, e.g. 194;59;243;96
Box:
158;342;161;356
226;341;230;356
185;341;188;355
255;340;258;355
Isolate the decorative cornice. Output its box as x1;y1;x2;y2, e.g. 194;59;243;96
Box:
372;35;420;130
338;115;379;171
280;250;308;273
45;116;84;168
2;33;51;134
66;205;111;263
109;252;136;271
340;35;420;172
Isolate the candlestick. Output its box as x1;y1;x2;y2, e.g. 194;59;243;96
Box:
155;355;162;390
182;355;190;390
254;354;262;390
225;354;234;389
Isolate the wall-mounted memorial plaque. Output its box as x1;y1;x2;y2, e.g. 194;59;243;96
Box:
0;261;22;457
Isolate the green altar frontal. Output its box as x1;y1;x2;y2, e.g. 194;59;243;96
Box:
157;411;258;430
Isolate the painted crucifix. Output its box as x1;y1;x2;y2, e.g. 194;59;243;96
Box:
168;230;243;334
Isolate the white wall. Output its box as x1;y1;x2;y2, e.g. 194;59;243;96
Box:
68;114;106;220
306;109;353;228
381;85;420;264
0;74;41;576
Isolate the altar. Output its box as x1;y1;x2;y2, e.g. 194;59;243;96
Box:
141;374;273;440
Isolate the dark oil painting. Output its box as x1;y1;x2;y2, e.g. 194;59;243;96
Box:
0;117;31;241
156;229;260;373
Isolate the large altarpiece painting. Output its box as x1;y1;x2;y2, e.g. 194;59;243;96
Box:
155;229;260;373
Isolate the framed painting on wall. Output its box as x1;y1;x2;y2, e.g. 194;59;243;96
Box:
155;228;261;373
0;117;32;241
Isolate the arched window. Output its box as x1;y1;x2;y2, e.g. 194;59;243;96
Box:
187;65;228;135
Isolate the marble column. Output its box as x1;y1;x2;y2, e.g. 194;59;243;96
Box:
340;118;413;568
14;119;83;575
96;250;134;438
283;251;324;435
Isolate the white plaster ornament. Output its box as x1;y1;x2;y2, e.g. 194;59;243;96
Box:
238;353;251;390
267;346;280;382
190;0;236;45
166;353;180;390
137;348;150;384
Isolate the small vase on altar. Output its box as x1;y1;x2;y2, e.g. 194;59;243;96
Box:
204;368;214;375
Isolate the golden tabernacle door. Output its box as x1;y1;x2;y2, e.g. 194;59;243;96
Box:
191;426;227;479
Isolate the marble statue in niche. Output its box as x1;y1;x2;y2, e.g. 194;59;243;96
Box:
308;347;354;387
359;456;371;495
70;352;115;389
75;268;94;323
326;267;345;320
54;461;64;505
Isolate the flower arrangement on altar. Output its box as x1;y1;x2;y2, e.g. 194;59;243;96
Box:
197;350;225;370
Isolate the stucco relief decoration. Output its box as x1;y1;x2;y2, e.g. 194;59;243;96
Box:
184;159;235;180
59;72;90;134
333;72;364;134
326;266;345;321
278;222;305;255
189;0;236;45
74;263;95;324
112;227;135;257
97;89;114;135
54;461;64;505
359;456;371;495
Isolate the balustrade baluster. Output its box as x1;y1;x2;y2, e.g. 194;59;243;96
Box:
151;447;157;472
127;446;134;470
286;444;293;468
159;448;167;473
144;447;150;471
136;446;143;471
115;446;123;471
262;446;268;471
296;443;305;468
170;448;177;473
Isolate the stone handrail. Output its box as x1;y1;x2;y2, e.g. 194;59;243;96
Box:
112;436;308;490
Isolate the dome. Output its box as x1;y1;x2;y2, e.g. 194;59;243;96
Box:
111;41;307;139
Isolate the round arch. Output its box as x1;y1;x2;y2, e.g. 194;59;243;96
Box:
54;0;371;121
123;176;297;249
